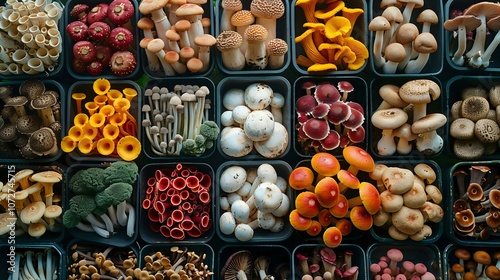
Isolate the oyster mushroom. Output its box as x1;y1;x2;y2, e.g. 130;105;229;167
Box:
28;127;58;157
221;250;252;280
16;115;42;136
31;94;57;126
19;80;45;101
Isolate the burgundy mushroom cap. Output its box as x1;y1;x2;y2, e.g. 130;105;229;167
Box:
328;101;352;124
320;130;341;150
296;95;317;115
346;101;364;115
343;108;365;129
348;126;365;143
311;103;330;118
303;119;329;140
315;83;341;104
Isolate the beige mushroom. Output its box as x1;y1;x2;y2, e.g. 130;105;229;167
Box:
20;201;46;224
391;205;425;235
402;183;427;208
404;33;438;74
393;123;418;155
383;42;406;74
450;118;475;139
388;224;409;240
414;163;436;184
453;138;485;159
425;185;442;204
461;96;490;122
474;118;500;143
411;113;447;155
371;108;408;156
382;167;414;194
377;84;408;110
216;30;245;70
409;224;432;241
31;170;62;206
380;190;404;213
398;79;441;122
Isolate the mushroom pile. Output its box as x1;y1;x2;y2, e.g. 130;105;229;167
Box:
369;248;437;280
369;163;444;242
370;1;439;74
294;0;368;72
449;85;500;159
289;149;378;248
141;84;219;157
10;247;59;280
218;163;290;242
452;165;500;240
0;0;63;75
0;80;61;160
139;246;214;279
0;168;62;238
142;163;212;240
445;2;500;69
221;250;290;280
217;0;288;70
449;248;500;280
67;0;137;76
138;0;215;75
67;243;137;280
220;82;288;158
61;78;141;161
371;79;446;156
63;161;138;239
295;246;359;280
295;80;365;155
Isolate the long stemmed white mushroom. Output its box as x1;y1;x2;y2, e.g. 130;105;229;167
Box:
480;15;500;68
369;16;391;68
444;15;481;66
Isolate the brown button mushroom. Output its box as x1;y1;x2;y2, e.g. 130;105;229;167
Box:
383;42;406;74
450;118;475;140
403;183;427;209
371;108;408;156
417;9;439;33
380;190;404;213
395;23;419;71
28;127;58;157
453;138;485;160
369;16;391;68
414;163;436;185
404;33;438;74
474;118;500;143
399;79;441;121
461;96;490;122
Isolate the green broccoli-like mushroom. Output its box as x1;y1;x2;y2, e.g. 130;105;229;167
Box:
182;138;196;153
199;120;220;141
103;161;139;185
69;168;106;194
62;210;81;228
95;182;133;209
194;134;206;146
69;194;107;231
204;140;214;149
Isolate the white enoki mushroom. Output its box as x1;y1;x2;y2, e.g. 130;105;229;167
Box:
125;202;135;237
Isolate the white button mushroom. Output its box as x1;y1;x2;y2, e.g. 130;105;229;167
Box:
234;223;254;241
257;163;277;184
220;196;230;211
232;105;252;125
220;127;254;157
270;92;285;124
253;182;283;213
254;122;288;158
231;199;251;222
244;83;273;110
257;210;276;230
223;88;245;110
236;181;252;198
227;192;243;205
271;193;290;217
269;217;285;232
220;166;248;193
275;176;287;193
219;211;237;235
220;110;235;127
243;109;275;141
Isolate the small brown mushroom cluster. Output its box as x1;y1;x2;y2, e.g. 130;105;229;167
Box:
370;163;443;241
139;246;213;280
11;248;59;280
449;86;500;159
0;168;63;238
449;248;500;280
453;165;500;240
295;247;358;280
370;0;438;74
138;0;215;75
220;83;288;158
217;0;288;70
445;2;500;69
0;80;61;159
67;243;137;280
371;79;446;156
221;250;289;280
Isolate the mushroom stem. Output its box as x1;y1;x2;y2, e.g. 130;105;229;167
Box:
12;253;21;280
100;213;115;234
91;223;110;238
117;200;128;227
125;203;135;237
415;130;443;156
481;31;500;68
378;129;397;156
107;205;118;226
452;24;468;66
37;252;46;280
25;251;40;280
466;14;487;61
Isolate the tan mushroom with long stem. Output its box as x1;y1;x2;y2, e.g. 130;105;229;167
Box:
221;0;243;31
398;79;441;122
481;15;500;68
175;3;205;54
393;123;418;155
31;94;57;126
13;169;34;190
371;108;408;156
139;0;171;47
244;24;268;69
231;10;255;53
31;170;62;206
369;16;391;68
395;23;419;71
404;33;438;74
444;15;482;67
194;34;216;72
383;42;406;74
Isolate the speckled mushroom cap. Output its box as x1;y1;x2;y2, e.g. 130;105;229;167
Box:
19;80;45;101
266;38;288;56
244;24;268;42
1;107;16;120
5;96;28;107
450;118;475;139
13;135;28;148
399;79;441;104
216;30;243;50
43;90;60;100
453;138;485;159
222;0;242;11
19;144;37;159
475;118;500;143
31;94;57;110
175;3;204;17
461;96;490;122
16;115;42;135
250;0;284;19
28;127;57;156
0;86;12;101
48;121;62;136
0;123;20;142
231;10;255;27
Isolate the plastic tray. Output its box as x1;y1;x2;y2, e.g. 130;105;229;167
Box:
291;0;367;75
141;78;217;160
139;243;214;271
63;0;141;80
0;80;65;163
292;76;369;158
139;162;215;243
215;0;291;75
64;79;141;162
64;163;139;247
215;160;293;243
216;76;292;159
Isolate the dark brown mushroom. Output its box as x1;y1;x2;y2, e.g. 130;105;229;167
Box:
454;209;476;236
0;123;20;142
28;127;58;157
1;106;18;124
5;96;28;117
13;135;28;148
19;144;37;159
16;115;42;135
31;94;57;126
19;80;45;101
0;85;12;103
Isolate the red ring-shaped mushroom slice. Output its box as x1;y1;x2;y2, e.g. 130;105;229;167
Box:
343;108;365;130
320;130;341;150
347;126;366;143
346;101;364;115
315;83;341;104
311;103;330;118
296;95;317;115
328;101;352;124
303;118;330;140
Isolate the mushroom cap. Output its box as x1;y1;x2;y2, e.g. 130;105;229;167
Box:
216;30;243;50
413;163;436;184
391;205;424;235
311;152;340;176
343;146;375;173
16;115;42;135
387;248;404;262
219;211;237;235
371;108;408;130
176;3;204;17
396;23;419;45
254;182;283;213
314;177;340;208
147;38;165;53
327;101;351;124
244;24;268;42
254;122;288;158
28;222;46;237
358;182;381;215
382;167;414;195
31;93;57;110
288;166;314;190
28;127;57;156
473;250;492;265
289;209;312;230
138;0;168;14
413;33;437;54
220;165;247;193
379;84;407;108
250;0;285;19
0;213;14;235
464;2;500;21
266;38;288;56
234;223;254;241
31;170;62;184
461;96;490;122
329;194;348;218
382;6;403;23
194;34;217;47
221;250;252;278
220;127;254;157
44;204;62;219
488;15;500;32
380;190;404;213
137;17;155;30
450;118;475;139
1;106;16;119
19;80;45;101
295;191;320;218
0;85;12;100
303;118;329;140
323;226;342;248
453;138;485;159
411;113;447;133
403;183;427;208
231;10;255;26
0;123;20;142
350;205;373;231
399;79;441;104
444;15;482;32
223;88;245;110
20;201;46;224
369;16;391;32
398;0;424;8
315;83;341;104
244;83;273;110
221;0;242;11
475;118;500;143
384;43;406;62
417;9;438;25
5;95;28;107
14;168;34;183
341;108;364;130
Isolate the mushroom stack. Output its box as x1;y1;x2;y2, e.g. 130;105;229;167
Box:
294;0;368;72
0;168;63;238
67;0;138;76
369;248;437;280
141;84;220;157
288;149;379;248
217;0;289;70
295;246;360;280
218;163;290;242
220;82;288;158
138;0;216;75
452;164;500;240
221;250;290;279
369;0;439;73
0;80;62;160
295;80;366;155
445;2;500;69
371;79;447;156
449;85;500;159
369;163;444;242
448;248;500;280
10;248;59;280
0;0;64;75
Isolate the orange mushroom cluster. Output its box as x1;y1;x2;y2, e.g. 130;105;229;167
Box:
288;147;378;248
449;248;500;280
61;78;141;161
295;0;368;72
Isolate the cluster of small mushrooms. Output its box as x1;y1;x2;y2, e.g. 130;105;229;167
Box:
217;0;288;70
10;248;59;280
294;0;368;72
371;79;446;156
295;80;365;155
221;250;289;280
139;0;216;75
295;246;359;280
453;165;500;241
0;80;61;159
450;248;500;280
444;2;500;69
449;85;500;160
218;163;290;242
370;163;443;242
369;248;437;280
0;0;63;75
0;168;62;238
370;0;439;74
220;82;288;158
141;84;219;157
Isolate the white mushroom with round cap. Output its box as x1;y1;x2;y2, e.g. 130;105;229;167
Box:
243;109;275;141
219;211;237;235
270;92;285;124
223;88;245;110
244;83;273;110
371;108;408;156
220;165;248;193
253;182;282;213
474;118;500;143
411;113;447;155
254;122;288;158
232;105;252;126
220;126;254;157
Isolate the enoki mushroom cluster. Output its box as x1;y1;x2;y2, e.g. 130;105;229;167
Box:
142;163;212;240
